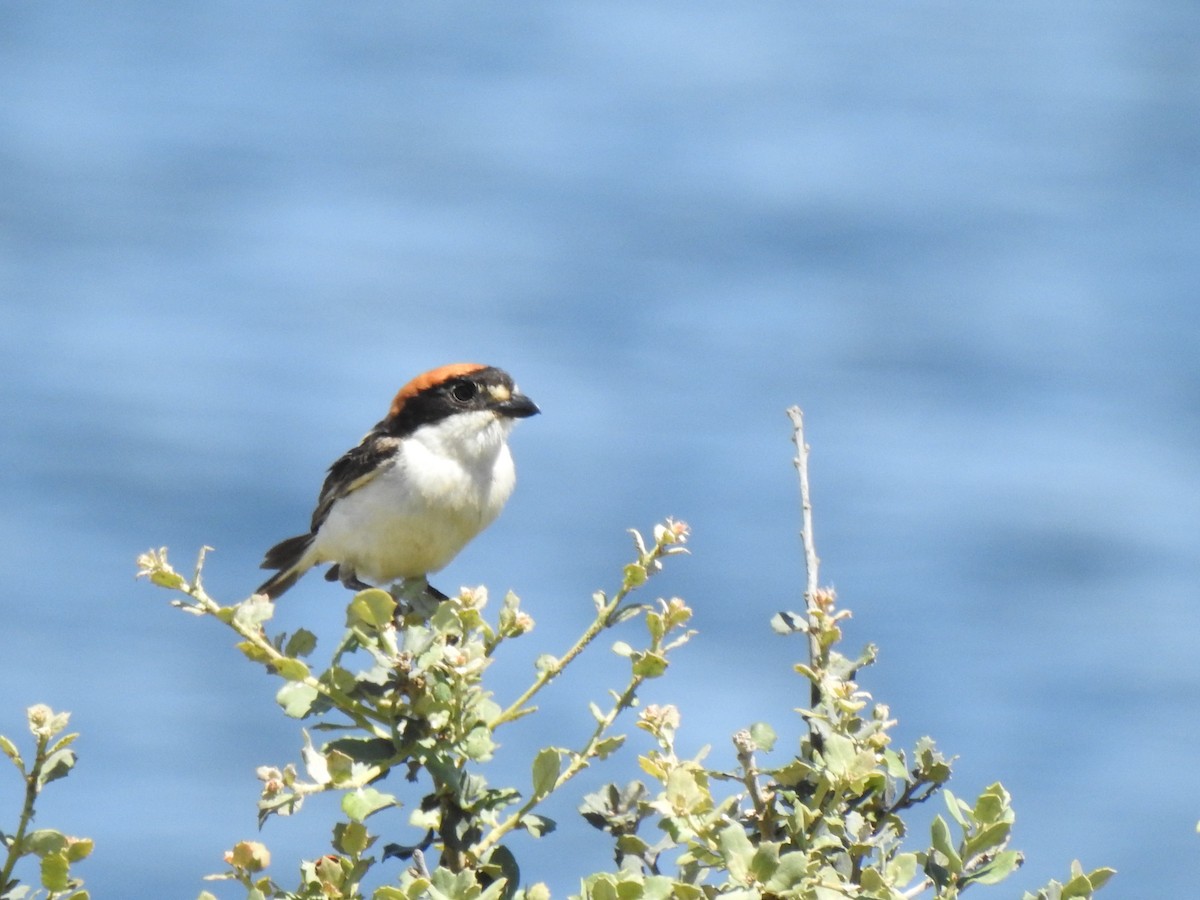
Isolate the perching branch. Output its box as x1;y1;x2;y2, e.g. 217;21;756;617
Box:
135;547;392;740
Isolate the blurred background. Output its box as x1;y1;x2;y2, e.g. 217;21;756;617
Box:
2;2;1197;896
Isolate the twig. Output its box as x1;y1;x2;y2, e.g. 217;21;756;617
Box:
0;726;49;892
787;407;821;607
492;599;618;727
476;671;644;858
899;876;934;899
787;407;823;715
490;523;686;728
733;730;770;839
138;547;392;739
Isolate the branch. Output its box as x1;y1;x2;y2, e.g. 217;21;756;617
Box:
476;669;643;859
490;521;688;728
0;729;43;892
787;407;824;717
787;407;821;605
136;547;391;740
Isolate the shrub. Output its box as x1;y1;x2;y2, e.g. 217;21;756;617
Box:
6;407;1114;899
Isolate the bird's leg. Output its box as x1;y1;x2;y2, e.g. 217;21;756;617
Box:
329;563;373;593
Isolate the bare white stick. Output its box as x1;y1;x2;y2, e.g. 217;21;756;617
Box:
787;407;820;604
788;406;826;723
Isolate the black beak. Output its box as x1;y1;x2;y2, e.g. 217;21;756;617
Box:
499;392;540;419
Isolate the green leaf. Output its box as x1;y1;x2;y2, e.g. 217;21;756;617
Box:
326;749;355;785
521;814;557;837
886;853;918;886
342;787;397;822
794;662;818;682
593;735;626;759
333;821;372;855
1085;867;1117;891
748;842;781;883
65;838;93;862
913;737;953;784
930;815;963;874
40;851;70;891
615;834;650;858
716;823;755;883
430;867;482;898
882;749;908;778
749;722;777;752
276;681;320;718
944;789;971;827
148;567;186;590
608;604;645;626
632;651;668;678
272;657;310;681
623;563;648;588
323;665;358;694
284;629;318;658
965;820;1011;857
236;641;273;665
771;759;812;786
974;783;1012;825
853;642;879;671
49;732;79;755
1062;873;1095;898
429;600;463;635
664;766;710;813
819;732;856;777
964;850;1022;886
481;845;520;900
859;868;886;892
347;589;398;628
26;830;68;855
462;725;497;762
764;850;813;891
36;748;76;788
645;610;665;643
228;840;270;872
640;876;681;900
0;734;23;770
408;807;440;831
531;748;561;799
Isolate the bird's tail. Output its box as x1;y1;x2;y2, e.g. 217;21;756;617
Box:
256;533;316;599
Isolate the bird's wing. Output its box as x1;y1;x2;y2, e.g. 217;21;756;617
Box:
309;429;402;532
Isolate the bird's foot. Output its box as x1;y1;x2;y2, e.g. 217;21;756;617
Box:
324;564;373;592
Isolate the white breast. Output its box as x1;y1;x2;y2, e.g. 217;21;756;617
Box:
312;411;517;584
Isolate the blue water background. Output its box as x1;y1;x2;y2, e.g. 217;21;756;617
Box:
2;2;1198;897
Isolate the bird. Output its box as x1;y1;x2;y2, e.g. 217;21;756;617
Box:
255;363;539;600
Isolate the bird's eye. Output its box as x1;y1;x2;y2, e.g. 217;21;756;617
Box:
451;382;478;402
